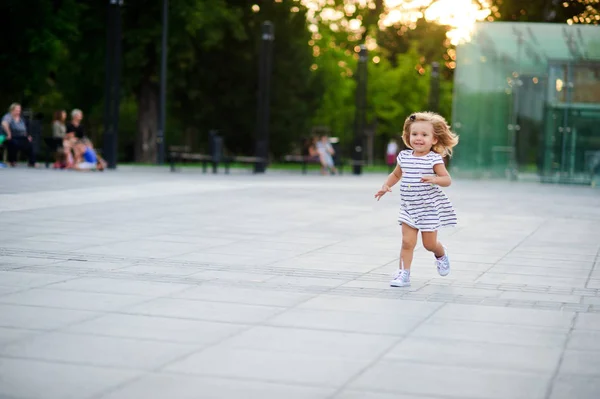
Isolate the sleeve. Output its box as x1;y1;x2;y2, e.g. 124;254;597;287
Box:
431;152;445;166
1;114;10;124
396;150;403;165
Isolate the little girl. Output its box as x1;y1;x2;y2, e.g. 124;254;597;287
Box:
375;112;459;287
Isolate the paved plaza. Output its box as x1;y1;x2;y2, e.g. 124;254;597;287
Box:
0;167;599;399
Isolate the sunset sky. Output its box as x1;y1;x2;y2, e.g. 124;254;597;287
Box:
302;0;492;44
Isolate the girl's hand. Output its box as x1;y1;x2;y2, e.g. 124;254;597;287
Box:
421;175;438;184
374;185;392;201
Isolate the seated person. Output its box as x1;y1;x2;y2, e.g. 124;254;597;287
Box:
73;139;98;171
82;138;107;171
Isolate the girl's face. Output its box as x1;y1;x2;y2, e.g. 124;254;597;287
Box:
409;121;437;153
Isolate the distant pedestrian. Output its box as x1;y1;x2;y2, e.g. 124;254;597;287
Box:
386;137;399;172
1;103;36;167
375;112;459;287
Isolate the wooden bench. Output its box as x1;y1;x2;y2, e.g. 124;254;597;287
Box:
169;146;266;174
169;145;228;173
283;155;321;174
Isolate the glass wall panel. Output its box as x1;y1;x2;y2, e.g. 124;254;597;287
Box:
452;22;600;185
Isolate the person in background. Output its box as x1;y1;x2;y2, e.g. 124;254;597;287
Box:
66;109;85;139
52;110;67;140
73;139;98;171
386;137;399;172
1;103;36;167
316;134;337;175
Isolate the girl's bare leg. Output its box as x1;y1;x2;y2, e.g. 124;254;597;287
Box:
400;224;418;271
421;231;445;257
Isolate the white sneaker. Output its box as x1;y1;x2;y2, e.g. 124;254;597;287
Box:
390;269;411;287
436;246;450;277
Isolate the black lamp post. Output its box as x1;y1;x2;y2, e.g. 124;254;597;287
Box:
352;44;368;175
103;0;123;169
254;21;275;174
157;0;168;164
428;62;440;112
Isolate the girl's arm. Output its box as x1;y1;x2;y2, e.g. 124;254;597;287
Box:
375;164;402;200
422;163;452;187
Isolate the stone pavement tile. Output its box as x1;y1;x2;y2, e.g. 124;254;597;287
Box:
0;332;199;370
549;375;600;399
334;390;440;399
431;303;575;329
294;252;397;266
583;296;600;305
385;336;561;373
1;255;61;268
507;251;597;263
100;373;335;399
219;325;398;360
477;273;588;288
0;304;100;330
117;264;203;277
2;239;93;252
348;360;549;399
266;275;347;287
514;244;598;256
0;327;41;348
266;308;424;335
44;277;191;296
191;270;276;283
63;313;247;345
47;259;134;271
487;265;591;278
587;279;600;289
75;240;200;259
574;313;600;330
15;233;122;247
416;285;501;298
440;261;493;272
296;295;441;317
169;252;259;265
144;234;238;247
410;318;568;347
0;288;151;312
559;350;600;377
268;259;381;273
164;346;369;388
497;256;594;269
499;290;581;304
0;271;77;288
0;286;24;297
173;285;314;307
0;357;141;399
124;297;284;324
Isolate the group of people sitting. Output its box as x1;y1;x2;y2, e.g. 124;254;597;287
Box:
51;108;106;171
0;103;106;171
303;134;338;175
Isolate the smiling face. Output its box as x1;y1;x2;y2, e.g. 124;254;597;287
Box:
409;121;438;154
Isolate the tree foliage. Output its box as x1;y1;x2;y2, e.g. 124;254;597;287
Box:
2;0;594;163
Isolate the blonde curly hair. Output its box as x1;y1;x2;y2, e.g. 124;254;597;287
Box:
402;111;459;157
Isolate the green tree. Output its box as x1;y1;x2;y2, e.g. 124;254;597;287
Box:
0;0;80;110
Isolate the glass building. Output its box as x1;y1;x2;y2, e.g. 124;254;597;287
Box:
452;22;600;185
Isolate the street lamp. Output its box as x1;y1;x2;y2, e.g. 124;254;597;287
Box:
352;44;368;175
157;0;168;164
428;62;440;113
254;21;275;174
103;0;123;169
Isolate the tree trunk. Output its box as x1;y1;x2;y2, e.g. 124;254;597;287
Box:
135;77;158;163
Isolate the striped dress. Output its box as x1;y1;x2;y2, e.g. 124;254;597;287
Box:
397;150;457;231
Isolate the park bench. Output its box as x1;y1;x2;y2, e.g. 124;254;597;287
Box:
169;133;266;174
